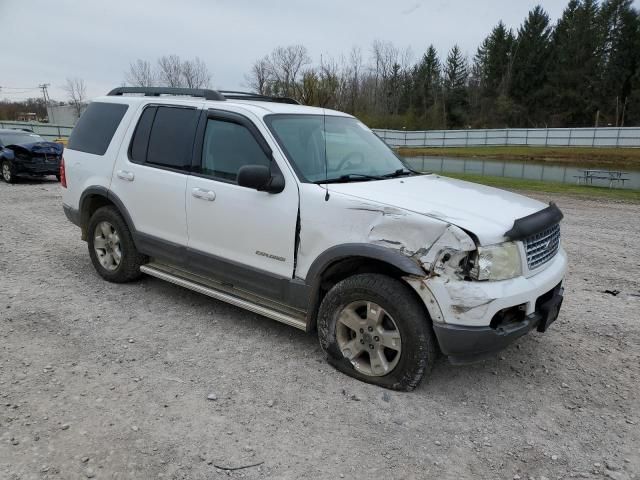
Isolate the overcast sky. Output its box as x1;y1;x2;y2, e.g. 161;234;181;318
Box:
0;0;628;102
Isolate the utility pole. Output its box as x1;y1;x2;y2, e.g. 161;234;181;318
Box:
39;83;53;123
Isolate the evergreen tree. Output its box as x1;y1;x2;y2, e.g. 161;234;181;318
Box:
412;45;442;125
444;45;469;128
472;21;516;126
547;0;602;126
510;6;553;126
598;0;640;125
474;22;515;98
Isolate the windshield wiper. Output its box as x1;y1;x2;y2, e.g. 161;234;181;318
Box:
382;168;419;178
313;173;384;184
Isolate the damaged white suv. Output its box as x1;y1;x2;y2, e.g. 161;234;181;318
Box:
61;87;567;391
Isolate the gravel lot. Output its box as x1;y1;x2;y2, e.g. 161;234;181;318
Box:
1;178;639;480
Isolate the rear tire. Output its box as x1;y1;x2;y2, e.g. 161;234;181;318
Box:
317;273;437;391
2;160;16;183
87;206;146;283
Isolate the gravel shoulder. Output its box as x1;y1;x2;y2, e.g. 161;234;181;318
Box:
1;179;639;480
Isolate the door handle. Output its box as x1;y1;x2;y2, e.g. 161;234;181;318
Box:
116;170;135;181
191;187;216;201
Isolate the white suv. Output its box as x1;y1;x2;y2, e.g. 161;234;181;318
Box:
61;87;567;391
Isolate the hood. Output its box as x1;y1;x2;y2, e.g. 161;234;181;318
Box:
6;141;64;155
328;174;548;245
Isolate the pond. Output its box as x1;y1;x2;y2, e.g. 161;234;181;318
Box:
402;155;640;190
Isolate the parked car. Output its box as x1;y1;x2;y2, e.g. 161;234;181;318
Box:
0;129;63;183
61;87;567;391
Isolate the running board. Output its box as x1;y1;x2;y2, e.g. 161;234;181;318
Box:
140;264;308;331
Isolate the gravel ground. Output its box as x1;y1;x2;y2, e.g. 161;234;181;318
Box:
0;178;639;480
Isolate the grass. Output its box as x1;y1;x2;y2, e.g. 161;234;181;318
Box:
398;146;640;170
434;171;640;202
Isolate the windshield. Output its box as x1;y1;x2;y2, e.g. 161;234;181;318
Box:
0;132;46;146
266;114;410;183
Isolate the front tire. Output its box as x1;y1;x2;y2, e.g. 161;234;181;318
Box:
2;160;16;183
87;206;146;283
317;273;437;391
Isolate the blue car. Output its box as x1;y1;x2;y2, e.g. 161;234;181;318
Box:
0;129;63;183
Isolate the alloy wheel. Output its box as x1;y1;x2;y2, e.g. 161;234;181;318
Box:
336;300;402;377
2;163;11;182
93;221;122;271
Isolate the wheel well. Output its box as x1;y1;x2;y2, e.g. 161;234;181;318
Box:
306;256;430;331
80;194;115;240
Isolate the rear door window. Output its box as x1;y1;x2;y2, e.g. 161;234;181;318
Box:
68;102;128;155
145;106;199;170
129;106;157;164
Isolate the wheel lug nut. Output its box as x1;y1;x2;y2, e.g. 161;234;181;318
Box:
359;328;364;333
368;326;373;332
369;344;374;349
374;336;379;342
359;339;364;344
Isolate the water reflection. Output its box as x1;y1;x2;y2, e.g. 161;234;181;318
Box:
402;156;640;190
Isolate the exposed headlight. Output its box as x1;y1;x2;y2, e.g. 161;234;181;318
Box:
470;242;522;281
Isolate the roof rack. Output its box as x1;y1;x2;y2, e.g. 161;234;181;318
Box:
218;90;300;105
107;87;301;105
107;86;226;101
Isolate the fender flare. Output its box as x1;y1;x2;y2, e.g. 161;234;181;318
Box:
79;187;137;239
304;243;426;284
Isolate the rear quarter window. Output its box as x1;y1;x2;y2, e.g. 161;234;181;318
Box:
68;102;128;155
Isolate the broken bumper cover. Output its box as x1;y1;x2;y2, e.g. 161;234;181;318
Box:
407;247;567;363
433;282;563;364
15;162;60;176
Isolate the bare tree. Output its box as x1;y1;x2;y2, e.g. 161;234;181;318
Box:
157;55;183;87
181;57;211;88
268;45;311;97
64;78;87;117
125;59;155;87
245;56;271;94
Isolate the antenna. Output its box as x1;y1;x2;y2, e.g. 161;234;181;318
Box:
323;109;330;201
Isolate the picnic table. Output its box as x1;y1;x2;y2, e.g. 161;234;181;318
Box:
574;169;630;188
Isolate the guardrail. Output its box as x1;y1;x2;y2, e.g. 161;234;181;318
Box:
0;121;74;141
372;127;640;148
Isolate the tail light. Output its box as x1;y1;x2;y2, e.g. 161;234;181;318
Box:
60;156;67;188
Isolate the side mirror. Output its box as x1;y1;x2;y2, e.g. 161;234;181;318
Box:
237;164;284;193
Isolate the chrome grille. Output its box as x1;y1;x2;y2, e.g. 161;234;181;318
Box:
523;224;560;270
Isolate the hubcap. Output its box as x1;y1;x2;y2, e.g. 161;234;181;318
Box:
2;163;10;181
336;301;402;377
93;221;122;271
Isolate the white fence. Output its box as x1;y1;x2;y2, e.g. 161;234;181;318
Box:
373;127;640;148
0;121;73;141
3;120;640;149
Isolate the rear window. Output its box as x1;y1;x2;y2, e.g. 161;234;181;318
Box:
68;102;128;155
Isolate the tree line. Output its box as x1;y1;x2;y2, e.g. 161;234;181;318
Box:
245;0;640;129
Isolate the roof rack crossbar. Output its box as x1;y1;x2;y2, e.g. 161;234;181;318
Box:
107;87;226;101
218;90;300;105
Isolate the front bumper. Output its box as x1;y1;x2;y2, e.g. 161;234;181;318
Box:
433;283;564;364
15;161;60;176
406;247;567;362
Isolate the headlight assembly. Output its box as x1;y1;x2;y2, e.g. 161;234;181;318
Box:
470;242;522;281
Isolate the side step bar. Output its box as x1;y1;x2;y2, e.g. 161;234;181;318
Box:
140;264;308;331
